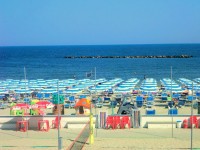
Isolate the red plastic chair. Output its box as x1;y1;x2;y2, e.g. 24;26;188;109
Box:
52;116;61;129
113;116;121;129
120;116;131;129
183;119;188;128
189;116;198;128
106;116;114;129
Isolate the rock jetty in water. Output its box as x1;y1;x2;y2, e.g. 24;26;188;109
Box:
64;55;192;59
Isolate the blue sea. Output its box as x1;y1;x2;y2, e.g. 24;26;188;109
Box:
0;44;200;81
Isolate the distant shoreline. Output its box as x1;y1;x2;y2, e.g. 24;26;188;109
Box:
64;55;192;59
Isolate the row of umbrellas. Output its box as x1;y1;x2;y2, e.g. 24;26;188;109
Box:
1;78;200;96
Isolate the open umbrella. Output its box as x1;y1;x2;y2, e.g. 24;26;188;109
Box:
74;98;92;109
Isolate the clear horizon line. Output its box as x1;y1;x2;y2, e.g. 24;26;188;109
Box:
1;42;200;47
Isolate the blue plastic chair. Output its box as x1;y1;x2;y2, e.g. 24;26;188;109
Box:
187;95;195;101
136;96;143;107
69;96;75;102
110;101;117;108
161;93;167;101
168;101;175;108
147;96;154;101
136;101;143;108
44;93;51;99
136;96;143;101
108;89;113;94
36;93;43;99
173;93;180;99
24;98;30;104
196;92;200;98
177;100;186;107
104;97;110;103
79;95;86;99
146;109;155;115
168;108;178;115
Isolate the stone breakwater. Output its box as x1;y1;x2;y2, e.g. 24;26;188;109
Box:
64;55;192;59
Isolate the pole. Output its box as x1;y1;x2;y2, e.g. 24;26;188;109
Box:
57;81;62;150
24;66;28;137
190;82;193;150
94;67;97;137
89;68;95;144
89;92;94;144
170;66;174;138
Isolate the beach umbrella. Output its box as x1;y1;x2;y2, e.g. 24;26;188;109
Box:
74;98;92;109
15;89;32;94
40;88;57;94
0;89;9;94
31;101;54;109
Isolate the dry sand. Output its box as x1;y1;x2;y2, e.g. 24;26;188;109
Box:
0;104;200;150
0;128;200;150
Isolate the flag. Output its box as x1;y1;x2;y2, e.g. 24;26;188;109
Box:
86;71;92;78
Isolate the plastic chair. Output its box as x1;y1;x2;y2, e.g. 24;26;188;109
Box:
52;116;61;129
136;96;143;107
24;98;30;104
177;100;186;108
44;93;51;99
187;96;195;101
110;101;117;108
168;108;178;115
146;109;155;115
36;93;43;99
189;116;198;128
120;116;130;129
113;116;121;129
168;101;175;108
161;93;167;101
106;116;114;129
69;96;75;102
79;95;86;99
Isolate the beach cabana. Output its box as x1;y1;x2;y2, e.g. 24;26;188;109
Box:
74;98;91;115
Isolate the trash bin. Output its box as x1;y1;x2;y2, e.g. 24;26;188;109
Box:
176;120;182;128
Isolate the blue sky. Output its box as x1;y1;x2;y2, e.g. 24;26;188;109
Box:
0;0;200;46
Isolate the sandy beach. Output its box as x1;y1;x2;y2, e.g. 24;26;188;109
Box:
0;104;200;150
0;128;200;150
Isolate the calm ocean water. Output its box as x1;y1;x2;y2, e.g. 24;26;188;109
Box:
0;44;200;81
